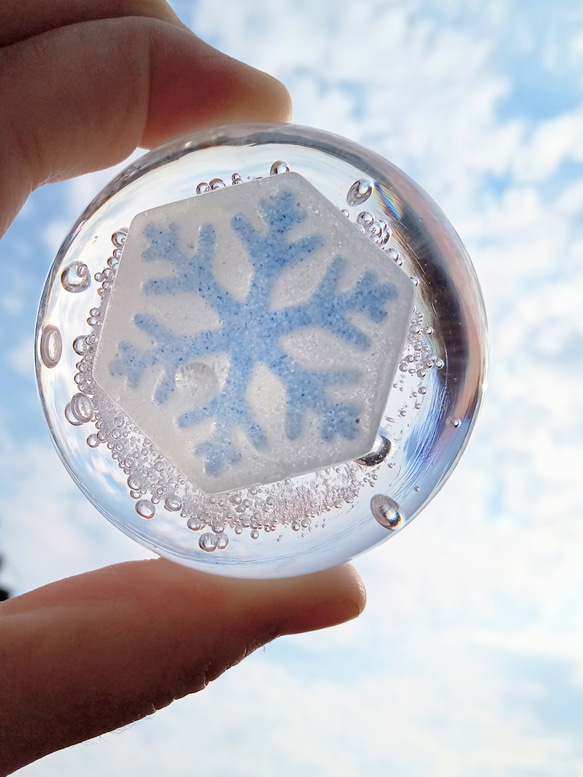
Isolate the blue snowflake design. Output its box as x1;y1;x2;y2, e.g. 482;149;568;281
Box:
110;189;397;479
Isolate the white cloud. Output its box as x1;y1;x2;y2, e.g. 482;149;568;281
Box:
4;0;583;775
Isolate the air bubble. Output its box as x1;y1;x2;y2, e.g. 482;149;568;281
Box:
72;336;87;355
111;230;127;248
136;500;155;519
64;404;82;426
69;393;93;423
386;248;400;263
370;495;404;530
231;173;243;185
196;182;210;195
61;262;91;293
86;434;100;448
217;534;229;550
210;178;225;190
199;533;218;552
356;211;374;228
368;223;383;240
356;434;392;467
164;495;182;512
270;160;290;175
450;418;461;428
40;325;62;368
346;179;372;206
250;529;259;539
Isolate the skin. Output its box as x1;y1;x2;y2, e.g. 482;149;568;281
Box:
0;2;367;774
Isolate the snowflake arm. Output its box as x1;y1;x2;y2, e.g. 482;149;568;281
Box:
142;223;237;315
293;256;397;349
109;313;226;404
270;255;397;348
192;409;267;478
232;190;324;279
179;368;268;477
142;222;185;265
195;435;241;477
270;352;362;441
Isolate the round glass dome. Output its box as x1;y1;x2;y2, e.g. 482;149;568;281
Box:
36;123;487;578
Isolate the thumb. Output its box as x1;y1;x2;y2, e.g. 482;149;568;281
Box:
0;559;365;774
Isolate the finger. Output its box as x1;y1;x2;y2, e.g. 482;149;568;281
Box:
0;17;291;236
0;0;184;47
0;559;365;774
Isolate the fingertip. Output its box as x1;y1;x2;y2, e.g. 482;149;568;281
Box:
245;561;368;633
127;558;364;637
142;31;293;147
264;564;367;636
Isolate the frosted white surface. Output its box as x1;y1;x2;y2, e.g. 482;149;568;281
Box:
94;173;414;493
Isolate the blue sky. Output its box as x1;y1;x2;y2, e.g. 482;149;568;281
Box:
2;1;583;775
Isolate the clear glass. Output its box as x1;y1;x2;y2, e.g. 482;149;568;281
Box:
35;123;487;578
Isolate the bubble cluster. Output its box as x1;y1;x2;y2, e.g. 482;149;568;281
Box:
398;311;441;381
355;210;392;247
195;171;250;196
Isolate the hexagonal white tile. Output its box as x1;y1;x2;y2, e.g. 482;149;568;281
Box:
94;173;414;493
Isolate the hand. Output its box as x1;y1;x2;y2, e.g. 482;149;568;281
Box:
0;2;366;774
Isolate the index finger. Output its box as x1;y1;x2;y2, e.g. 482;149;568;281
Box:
0;14;291;236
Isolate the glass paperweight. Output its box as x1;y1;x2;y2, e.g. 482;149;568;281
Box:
36;123;487;578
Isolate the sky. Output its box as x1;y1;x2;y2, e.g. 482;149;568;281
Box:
1;0;583;775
